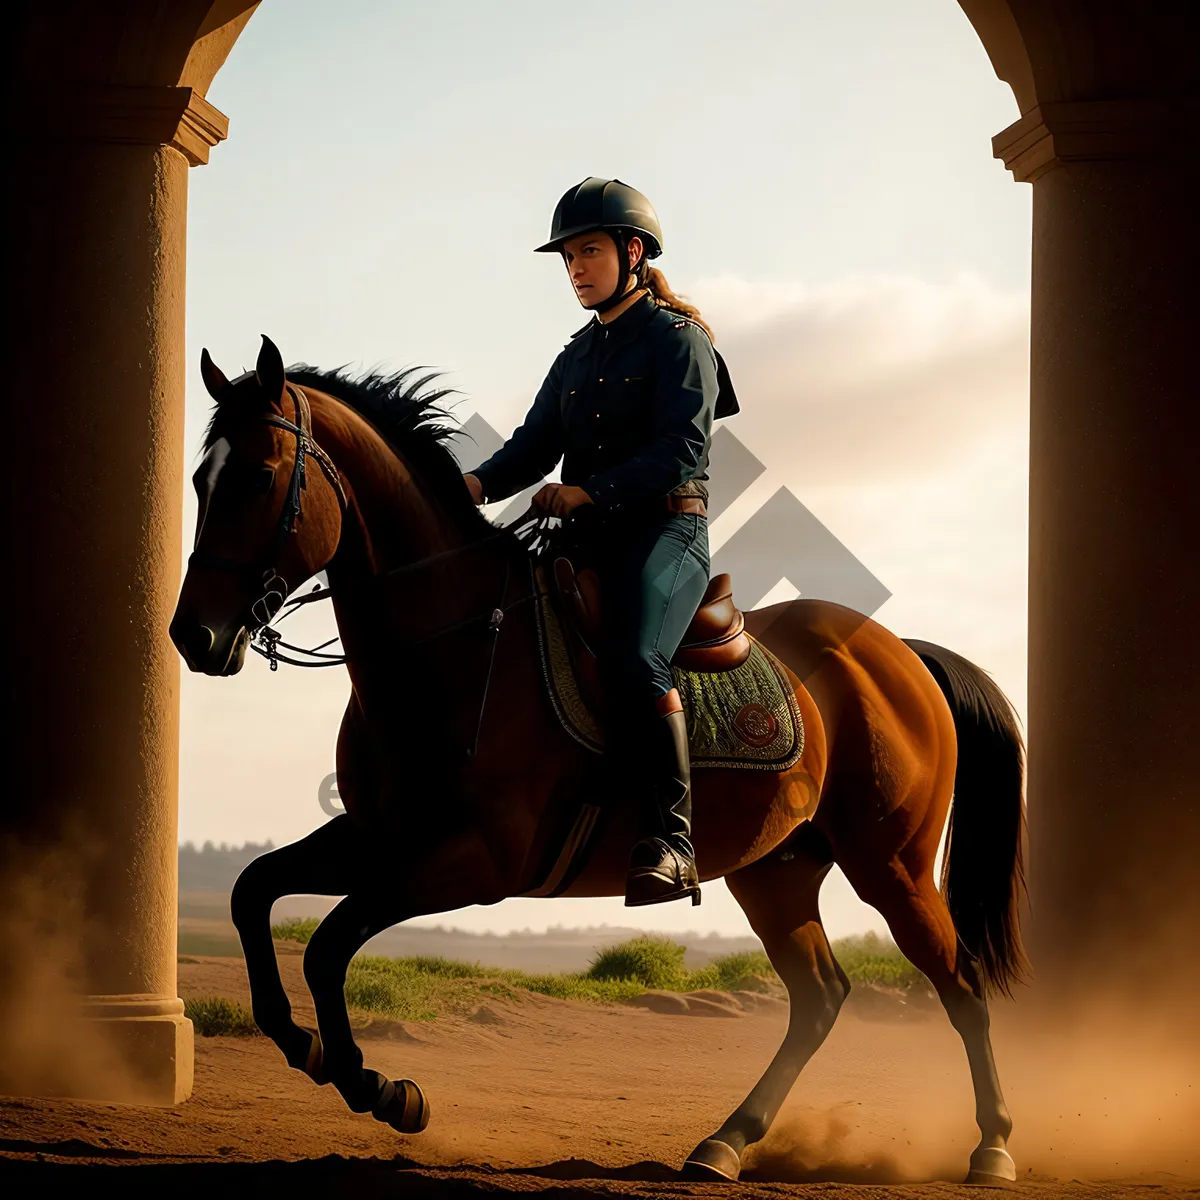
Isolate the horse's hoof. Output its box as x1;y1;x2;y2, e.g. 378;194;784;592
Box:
681;1138;741;1181
373;1077;430;1133
966;1146;1017;1184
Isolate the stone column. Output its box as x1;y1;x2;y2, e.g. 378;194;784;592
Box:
3;86;227;1104
993;103;1199;1008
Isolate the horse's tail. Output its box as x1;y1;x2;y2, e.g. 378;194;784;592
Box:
903;638;1029;997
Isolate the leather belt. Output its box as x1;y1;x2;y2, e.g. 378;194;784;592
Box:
663;494;707;516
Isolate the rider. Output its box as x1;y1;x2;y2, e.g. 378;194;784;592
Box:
463;177;737;907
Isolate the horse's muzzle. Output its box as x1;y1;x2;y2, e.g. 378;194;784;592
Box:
170;616;250;676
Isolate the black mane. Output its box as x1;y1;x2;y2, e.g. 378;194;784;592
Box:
205;363;496;538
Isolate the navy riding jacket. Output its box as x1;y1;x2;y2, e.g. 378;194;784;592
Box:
471;293;738;511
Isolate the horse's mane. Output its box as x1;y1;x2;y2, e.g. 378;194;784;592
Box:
203;363;496;539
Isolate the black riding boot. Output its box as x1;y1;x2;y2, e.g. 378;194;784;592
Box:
624;693;701;907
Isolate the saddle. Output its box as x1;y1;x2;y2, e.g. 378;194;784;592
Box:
551;556;751;715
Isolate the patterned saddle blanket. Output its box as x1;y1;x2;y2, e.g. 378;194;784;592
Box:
533;569;804;771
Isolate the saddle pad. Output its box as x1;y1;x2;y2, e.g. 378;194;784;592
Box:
534;574;804;771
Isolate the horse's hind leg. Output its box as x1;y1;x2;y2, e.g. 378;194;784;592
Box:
684;827;848;1182
229;814;365;1079
845;860;1015;1183
301;892;430;1133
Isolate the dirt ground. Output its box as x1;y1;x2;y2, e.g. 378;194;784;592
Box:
1;954;1197;1198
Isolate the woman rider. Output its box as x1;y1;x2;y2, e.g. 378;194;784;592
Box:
462;177;737;907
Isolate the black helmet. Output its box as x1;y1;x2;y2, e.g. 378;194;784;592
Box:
535;177;663;259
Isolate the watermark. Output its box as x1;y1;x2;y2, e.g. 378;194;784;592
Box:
314;412;889;817
450;415;889;618
317;772;345;817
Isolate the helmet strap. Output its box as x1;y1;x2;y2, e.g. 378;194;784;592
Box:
586;227;646;314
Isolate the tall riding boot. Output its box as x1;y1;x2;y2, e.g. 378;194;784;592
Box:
624;689;701;907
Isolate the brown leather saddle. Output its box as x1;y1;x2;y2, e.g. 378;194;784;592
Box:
550;555;751;716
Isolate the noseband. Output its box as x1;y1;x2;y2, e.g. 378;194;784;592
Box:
188;384;348;627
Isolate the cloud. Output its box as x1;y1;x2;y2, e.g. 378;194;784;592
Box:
690;272;1029;489
685;272;1030;719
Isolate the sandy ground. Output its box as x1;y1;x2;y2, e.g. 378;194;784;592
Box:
1;954;1197;1198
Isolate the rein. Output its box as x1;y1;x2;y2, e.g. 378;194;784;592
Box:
248;506;549;760
250;505;549;669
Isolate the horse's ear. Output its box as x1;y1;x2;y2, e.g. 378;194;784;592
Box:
255;335;286;405
200;348;229;400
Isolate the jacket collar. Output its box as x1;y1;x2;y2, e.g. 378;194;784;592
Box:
569;291;658;343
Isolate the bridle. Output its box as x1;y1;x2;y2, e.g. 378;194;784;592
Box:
188;383;348;629
184;379;553;757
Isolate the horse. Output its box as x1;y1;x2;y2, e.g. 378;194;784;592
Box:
169;335;1027;1183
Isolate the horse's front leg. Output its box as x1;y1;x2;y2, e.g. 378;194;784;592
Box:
229;814;366;1079
301;891;431;1132
300;832;509;1134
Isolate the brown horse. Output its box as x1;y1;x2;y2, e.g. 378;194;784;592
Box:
170;336;1027;1183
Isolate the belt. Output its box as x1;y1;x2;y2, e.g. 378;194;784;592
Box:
662;494;707;516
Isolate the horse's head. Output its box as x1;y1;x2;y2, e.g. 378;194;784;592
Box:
170;336;346;676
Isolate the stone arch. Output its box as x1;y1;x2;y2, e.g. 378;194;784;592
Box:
3;0;1196;1104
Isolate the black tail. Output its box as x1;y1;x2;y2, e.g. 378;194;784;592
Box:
903;638;1028;997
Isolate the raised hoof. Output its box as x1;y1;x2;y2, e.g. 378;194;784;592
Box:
373;1077;430;1134
681;1138;741;1181
966;1146;1017;1185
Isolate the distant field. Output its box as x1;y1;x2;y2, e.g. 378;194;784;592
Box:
178;888;765;967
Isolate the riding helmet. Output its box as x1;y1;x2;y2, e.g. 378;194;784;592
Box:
535;177;663;258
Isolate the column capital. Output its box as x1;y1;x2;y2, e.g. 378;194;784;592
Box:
17;84;229;166
993;99;1178;184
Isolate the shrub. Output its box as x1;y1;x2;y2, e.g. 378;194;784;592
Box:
705;949;777;991
185;995;259;1037
271;916;321;944
586;936;687;989
832;932;928;991
344;955;481;1021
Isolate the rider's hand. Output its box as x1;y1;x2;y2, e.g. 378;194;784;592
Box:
534;483;594;518
463;473;485;505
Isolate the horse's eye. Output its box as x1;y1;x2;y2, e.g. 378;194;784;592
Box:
253;466;276;494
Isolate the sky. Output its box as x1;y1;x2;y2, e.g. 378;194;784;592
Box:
179;0;1031;939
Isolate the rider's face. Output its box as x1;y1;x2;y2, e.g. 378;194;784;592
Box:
561;232;643;309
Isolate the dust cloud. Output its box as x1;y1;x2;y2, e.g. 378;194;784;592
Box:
0;830;142;1104
742;1001;1199;1185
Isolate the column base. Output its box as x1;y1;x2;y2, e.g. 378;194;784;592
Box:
0;995;194;1106
81;995;194;1105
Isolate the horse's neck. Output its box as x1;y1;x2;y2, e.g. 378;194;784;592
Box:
307;392;513;723
308;394;468;581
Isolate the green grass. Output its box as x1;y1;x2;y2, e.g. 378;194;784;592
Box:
343;954;648;1020
264;929;929;1022
832;931;928;990
185;995;260;1037
270;916;321;944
